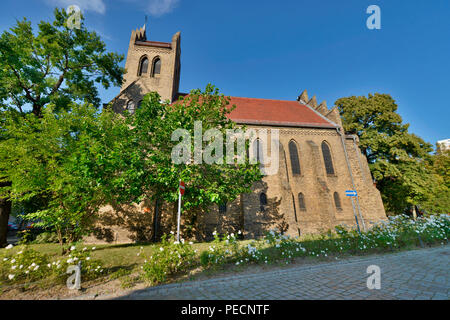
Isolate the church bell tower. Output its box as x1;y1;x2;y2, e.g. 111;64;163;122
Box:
111;23;181;112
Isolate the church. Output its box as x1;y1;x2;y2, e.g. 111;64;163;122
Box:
90;24;387;243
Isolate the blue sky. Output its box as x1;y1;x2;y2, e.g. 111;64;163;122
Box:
1;0;449;146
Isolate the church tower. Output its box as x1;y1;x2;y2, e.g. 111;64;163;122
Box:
111;24;181;112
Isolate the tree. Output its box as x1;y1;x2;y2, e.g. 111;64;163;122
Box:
0;8;124;246
0;103;137;251
335;93;439;214
121;86;262;238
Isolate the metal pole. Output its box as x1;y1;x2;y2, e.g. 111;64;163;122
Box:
355;195;366;231
351;197;361;233
177;181;181;242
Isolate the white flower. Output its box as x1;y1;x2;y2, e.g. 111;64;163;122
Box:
92;247;96;250
34;265;39;271
3;258;8;261
8;274;15;280
5;244;13;250
11;259;16;264
70;246;76;251
83;247;87;251
212;231;217;236
19;265;23;269
189;241;193;245
17;251;23;254
238;230;242;235
86;257;91;261
25;270;29;274
31;262;36;267
11;265;17;270
67;258;73;264
47;264;51;268
159;247;164;251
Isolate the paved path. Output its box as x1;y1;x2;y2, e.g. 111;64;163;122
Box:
115;246;449;300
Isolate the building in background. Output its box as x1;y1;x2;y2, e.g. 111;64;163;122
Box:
90;25;387;244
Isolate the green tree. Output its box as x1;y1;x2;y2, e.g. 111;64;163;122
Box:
0;8;124;246
335;93;439;214
0;104;137;251
122;86;262;238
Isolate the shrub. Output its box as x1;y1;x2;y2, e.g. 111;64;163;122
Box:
0;246;51;284
0;244;104;286
199;231;240;268
34;232;59;244
141;233;196;285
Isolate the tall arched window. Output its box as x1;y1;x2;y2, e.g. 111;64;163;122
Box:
253;139;263;163
333;192;342;211
298;193;306;211
260;192;267;211
127;100;135;114
321;141;335;175
288;140;301;175
152;57;161;77
138;57;149;76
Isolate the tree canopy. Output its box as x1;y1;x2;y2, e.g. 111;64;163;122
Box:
335;93;449;215
0;8;124;116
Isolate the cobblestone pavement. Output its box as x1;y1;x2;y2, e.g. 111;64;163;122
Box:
116;246;449;300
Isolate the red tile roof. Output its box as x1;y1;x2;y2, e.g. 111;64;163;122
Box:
226;97;336;128
173;95;337;128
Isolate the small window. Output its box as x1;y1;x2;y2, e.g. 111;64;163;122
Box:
138;57;149;76
321;141;335;175
152;58;161;76
127;100;135;114
289;140;301;175
219;202;227;214
333;192;342;211
260;192;267;211
298;193;306;211
137;100;143;109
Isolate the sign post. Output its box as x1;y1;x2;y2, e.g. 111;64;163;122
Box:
177;180;185;242
345;190;361;233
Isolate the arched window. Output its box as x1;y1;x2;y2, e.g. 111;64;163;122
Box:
219;202;227;214
152;57;161;77
321;141;335;175
253;139;263;162
288;140;301;175
138;57;149;76
260;192;267;211
333;192;342;211
127;100;135;114
298;193;306;211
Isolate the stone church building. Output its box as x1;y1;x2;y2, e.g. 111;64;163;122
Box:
89;25;387;243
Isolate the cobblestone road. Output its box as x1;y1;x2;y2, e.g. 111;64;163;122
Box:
117;246;449;300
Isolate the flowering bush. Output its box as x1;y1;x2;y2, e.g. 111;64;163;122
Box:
0;246;51;284
0;244;104;286
199;231;240;267
141;233;196;285
54;245;104;281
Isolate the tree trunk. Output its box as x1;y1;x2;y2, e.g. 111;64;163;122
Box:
152;199;160;242
0;181;12;248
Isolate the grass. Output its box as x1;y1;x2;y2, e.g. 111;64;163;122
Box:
1;214;448;299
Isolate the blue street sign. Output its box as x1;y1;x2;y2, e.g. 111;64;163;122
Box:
345;190;358;197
